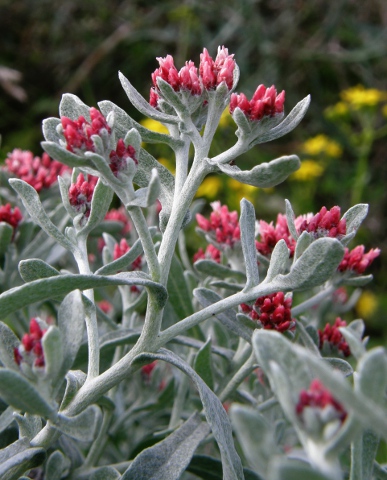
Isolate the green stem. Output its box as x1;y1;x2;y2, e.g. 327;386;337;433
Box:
218;351;256;403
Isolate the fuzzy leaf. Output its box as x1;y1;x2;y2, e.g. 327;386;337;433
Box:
194;288;252;342
119;72;178;124
13;413;42;440
194;338;214;390
19;259;60;283
42;117;62;143
272;238;344;291
157;77;189;115
285;199;299;241
42;326;64;382
230;404;279;475
294;231;313;261
45;450;69;480
356;347;387;403
59;93;91;119
339;326;366;361
79;179;113;236
122;412;210;480
187;455;263;480
251;95;311;146
0;445;46;480
217;155;300;188
42;141;88;168
167;255;194;319
90;467;121;480
54;406;99;441
343;204;368;236
9;179;75;253
240;199;259;289
0;369;56;420
194;260;246;281
264;239;290;282
0;322;21;371
268;459;332;480
0;272;167;317
133;349;244;480
0;222;13;254
343;274;373;287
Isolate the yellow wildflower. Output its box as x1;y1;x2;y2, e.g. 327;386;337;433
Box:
382;104;387;118
324;101;349;119
302;134;342;158
340;85;387;109
290;160;324;181
196;176;222;199
218;108;233;128
140;118;169;135
356;290;378;319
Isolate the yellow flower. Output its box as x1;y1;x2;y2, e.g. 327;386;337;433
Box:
302;134;342;158
140;118;169;135
340;85;387;109
324;101;349;119
218;108;233;128
382;104;387;118
356;290;378;319
158;157;175;174
227;178;257;201
196;176;223;199
290;160;324;181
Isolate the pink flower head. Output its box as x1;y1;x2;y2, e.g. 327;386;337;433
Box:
230;84;285;121
152;55;180;91
98;300;113;314
141;360;157;381
296;379;347;424
240;292;295;333
0;203;22;229
297;206;346;239
318;318;351;357
109;139;137;177
105;206;131;234
149;87;159;107
113;238;142;270
338;245;380;274
256;213;295;257
178;60;202;95
199;46;235;90
14;318;47;368
68;173;98;218
196;201;240;248
4;149;71;192
61;107;111;154
193;244;221;263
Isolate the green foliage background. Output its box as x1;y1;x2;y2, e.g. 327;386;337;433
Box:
1;0;386;334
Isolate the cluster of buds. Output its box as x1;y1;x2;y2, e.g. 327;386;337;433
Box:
68;173;98;219
61;107;111;154
193;244;221;263
240;292;295;333
256;213;295;256
0;203;22;229
297;206;346;239
339;245;380;274
108;139;138;178
318;318;351;357
196;201;240;248
4;149;70;192
230;84;285;122
150;46;236;106
296;379;347;433
14;318;46;368
141;360;157;381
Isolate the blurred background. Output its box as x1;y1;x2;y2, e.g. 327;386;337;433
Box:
0;0;386;336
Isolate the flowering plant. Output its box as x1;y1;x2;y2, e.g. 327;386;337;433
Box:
0;46;384;480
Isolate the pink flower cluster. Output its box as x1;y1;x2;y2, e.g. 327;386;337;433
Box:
150;46;235;106
318;318;351;357
113;238;142;270
297;206;346;239
0;203;22;229
296;379;347;423
339;245;380;274
105;206;131;234
193;244;221;263
61;107;111;153
240;292;295;333
109;139;137;177
68;173;98;218
4;149;70;192
230;85;285;122
14;318;46;368
256;213;295;256
196;201;240;248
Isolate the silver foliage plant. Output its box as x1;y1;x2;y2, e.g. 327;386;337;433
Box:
0;46;384;480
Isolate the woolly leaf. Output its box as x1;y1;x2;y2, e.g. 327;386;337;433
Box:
54;406;99;442
194;260;246;281
240;199;259;289
0;322;21;371
19;259;60;283
194;338;214;390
